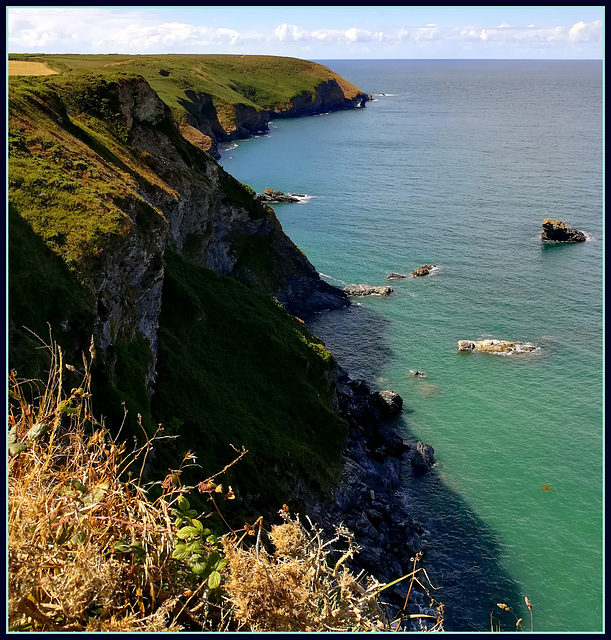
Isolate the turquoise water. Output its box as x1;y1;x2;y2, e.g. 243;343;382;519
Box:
220;60;603;632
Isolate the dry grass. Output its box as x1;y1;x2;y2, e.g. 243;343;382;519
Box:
223;508;388;632
8;334;216;631
8;61;59;76
8;333;444;632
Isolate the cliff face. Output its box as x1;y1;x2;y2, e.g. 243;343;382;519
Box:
181;78;369;157
9;73;347;391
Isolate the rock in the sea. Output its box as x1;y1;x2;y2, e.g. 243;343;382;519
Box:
411;264;436;277
387;272;408;279
409;370;427;378
541;218;586;242
255;187;306;204
368;390;403;421
343;284;393;297
410;441;435;476
457;339;537;354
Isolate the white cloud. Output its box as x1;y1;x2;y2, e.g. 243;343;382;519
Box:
457;20;602;46
568;20;603;42
7;8;603;57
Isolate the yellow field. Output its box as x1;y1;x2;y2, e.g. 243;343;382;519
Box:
8;61;58;76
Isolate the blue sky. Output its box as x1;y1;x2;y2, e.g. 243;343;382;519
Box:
7;6;604;59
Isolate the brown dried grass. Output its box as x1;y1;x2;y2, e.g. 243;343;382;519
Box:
8;333;444;632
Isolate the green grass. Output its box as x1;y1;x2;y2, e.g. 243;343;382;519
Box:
151;251;348;519
8;53;365;126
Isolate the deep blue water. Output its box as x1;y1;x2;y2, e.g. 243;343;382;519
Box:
220;60;603;632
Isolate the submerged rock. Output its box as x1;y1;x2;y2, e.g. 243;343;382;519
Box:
457;339;538;354
343;284;393;297
411;264;436;277
541;218;586;242
255;188;306;203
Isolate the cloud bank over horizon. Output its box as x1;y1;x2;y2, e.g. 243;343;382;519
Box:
7;8;604;59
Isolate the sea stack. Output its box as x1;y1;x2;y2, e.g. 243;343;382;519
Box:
541;219;586;242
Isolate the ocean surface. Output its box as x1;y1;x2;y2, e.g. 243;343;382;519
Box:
219;60;603;632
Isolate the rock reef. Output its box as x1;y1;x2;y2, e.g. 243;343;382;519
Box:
458;339;538;354
541;218;586;242
386;272;408;280
255;188;307;204
343;284;393;297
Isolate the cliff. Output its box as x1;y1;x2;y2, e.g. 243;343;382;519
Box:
8;69;355;513
9;54;371;157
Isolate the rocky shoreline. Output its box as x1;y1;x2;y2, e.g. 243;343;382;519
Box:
303;366;438;628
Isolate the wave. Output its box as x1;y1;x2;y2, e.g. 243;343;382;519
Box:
319;272;348;285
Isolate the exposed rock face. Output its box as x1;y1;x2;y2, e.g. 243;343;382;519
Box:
387;272;408;279
271;78;370;118
541;218;586;242
411;264;436;277
181;78;369;158
24;76;348;389
458;339;538;354
255;188;307;204
343;284;393;297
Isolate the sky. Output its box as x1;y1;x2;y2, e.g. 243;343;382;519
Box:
7;6;605;60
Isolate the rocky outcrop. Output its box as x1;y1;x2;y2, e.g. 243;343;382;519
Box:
458;339;538;354
411;264;436;277
541;218;586;242
387;272;408;279
343;284;393;297
255;188;307;204
303;368;436;625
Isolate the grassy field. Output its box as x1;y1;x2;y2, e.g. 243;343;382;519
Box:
8;53;364;125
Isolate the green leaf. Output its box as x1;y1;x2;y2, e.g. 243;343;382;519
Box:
177;495;190;512
214;557;227;571
26;421;50;440
176;525;199;540
186;540;203;553
191;518;204;535
71;532;86;545
9;442;29;456
113;541;131;553
71;479;88;493
185;509;199;519
172;543;189;560
208;570;221;589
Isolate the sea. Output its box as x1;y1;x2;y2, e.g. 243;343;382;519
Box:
219;59;603;632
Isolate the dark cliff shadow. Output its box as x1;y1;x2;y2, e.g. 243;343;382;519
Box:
306;303;525;632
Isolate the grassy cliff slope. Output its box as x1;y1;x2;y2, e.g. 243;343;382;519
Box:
8;66;351;517
9;54;369;155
